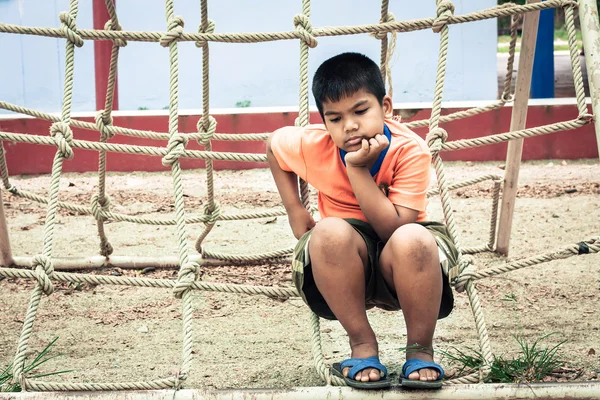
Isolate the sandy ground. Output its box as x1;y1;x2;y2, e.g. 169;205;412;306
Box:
0;160;599;389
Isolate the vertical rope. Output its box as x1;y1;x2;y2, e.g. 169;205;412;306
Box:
310;312;345;386
379;0;390;82
564;4;588;117
500;14;521;102
296;0;312;210
0;143;13;191
93;0;125;257
428;0;494;373
162;0;196;386
488;180;502;250
194;0;218;252
12;0;82;390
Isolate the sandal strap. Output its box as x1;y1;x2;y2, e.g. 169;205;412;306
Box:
341;356;388;379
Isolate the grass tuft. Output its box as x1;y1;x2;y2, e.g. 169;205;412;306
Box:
0;337;72;392
439;333;566;383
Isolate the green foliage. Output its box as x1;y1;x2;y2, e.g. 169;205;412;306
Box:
439;333;566;383
0;337;72;392
137;106;149;110
235;100;252;108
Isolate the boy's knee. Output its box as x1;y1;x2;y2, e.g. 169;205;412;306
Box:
388;224;438;270
310;217;355;250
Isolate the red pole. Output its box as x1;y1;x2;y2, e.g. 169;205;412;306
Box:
93;0;118;110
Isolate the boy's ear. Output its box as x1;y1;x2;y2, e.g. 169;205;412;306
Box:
382;95;393;118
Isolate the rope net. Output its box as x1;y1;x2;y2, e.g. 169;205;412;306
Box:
0;0;598;390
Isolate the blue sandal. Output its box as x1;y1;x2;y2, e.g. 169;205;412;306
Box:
400;358;445;389
331;356;391;389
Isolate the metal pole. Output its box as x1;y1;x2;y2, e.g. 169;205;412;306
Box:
1;382;600;400
0;187;14;267
531;1;555;98
579;0;600;158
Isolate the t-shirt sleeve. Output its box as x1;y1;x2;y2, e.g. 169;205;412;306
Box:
387;141;431;212
270;126;307;179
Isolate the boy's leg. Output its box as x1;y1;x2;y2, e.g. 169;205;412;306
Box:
309;217;381;383
379;223;443;382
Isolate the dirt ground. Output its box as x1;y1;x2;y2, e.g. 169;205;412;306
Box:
0;159;599;390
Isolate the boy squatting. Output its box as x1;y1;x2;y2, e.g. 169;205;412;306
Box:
266;52;459;390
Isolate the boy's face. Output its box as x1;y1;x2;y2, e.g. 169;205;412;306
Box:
321;89;393;152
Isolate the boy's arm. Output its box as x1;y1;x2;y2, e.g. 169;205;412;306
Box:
266;132;315;239
345;135;419;241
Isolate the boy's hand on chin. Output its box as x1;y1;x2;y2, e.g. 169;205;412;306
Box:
344;134;389;168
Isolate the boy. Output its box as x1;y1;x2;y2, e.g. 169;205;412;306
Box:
266;52;458;390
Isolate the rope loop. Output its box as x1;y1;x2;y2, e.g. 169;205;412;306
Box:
59;11;84;47
50;122;75;160
501;93;515;103
561;0;579;8
293;14;318;48
160;16;185;47
31;254;55;295
451;255;475;293
425;127;448;154
432;0;455;33
90;193;111;221
162;134;189;167
195;19;216;47
104;20;127;47
196;116;217;145
95;111;115;140
203;200;222;225
173;261;199;299
373;12;395;40
577;113;594;123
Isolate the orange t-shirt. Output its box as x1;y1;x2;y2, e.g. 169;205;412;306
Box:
270;118;432;222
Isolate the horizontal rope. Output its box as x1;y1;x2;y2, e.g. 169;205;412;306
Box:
5;186;287;225
203;247;293;262
426;174;502;197
441;117;590;151
0;131;267;162
0;101;270;142
454;236;599;290
22;377;177;392
0;267;300;298
0;1;570;44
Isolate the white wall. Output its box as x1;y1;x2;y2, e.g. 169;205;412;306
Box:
0;0;497;113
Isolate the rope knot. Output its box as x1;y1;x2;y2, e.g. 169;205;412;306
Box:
195;19;216;48
425;127;448;154
95;111;115;140
433;0;455;33
31;255;55;295
501;93;515;103
59;11;84;47
173;262;199;298
160;16;185;47
451;255;475;293
293;14;318;48
203;201;222;225
578;113;594;123
373;12;395;40
104;20;127;47
91;193;111;221
162;134;189;166
196;116;217;145
50;122;75;160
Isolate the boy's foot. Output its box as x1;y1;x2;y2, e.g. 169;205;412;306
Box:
343;343;383;382
331;343;391;389
400;352;444;389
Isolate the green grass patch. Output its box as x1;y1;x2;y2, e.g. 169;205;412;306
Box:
439;333;567;383
0;337;72;392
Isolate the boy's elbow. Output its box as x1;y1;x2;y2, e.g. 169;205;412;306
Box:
266;131;276;153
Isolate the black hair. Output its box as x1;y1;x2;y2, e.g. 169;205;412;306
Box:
312;52;386;120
